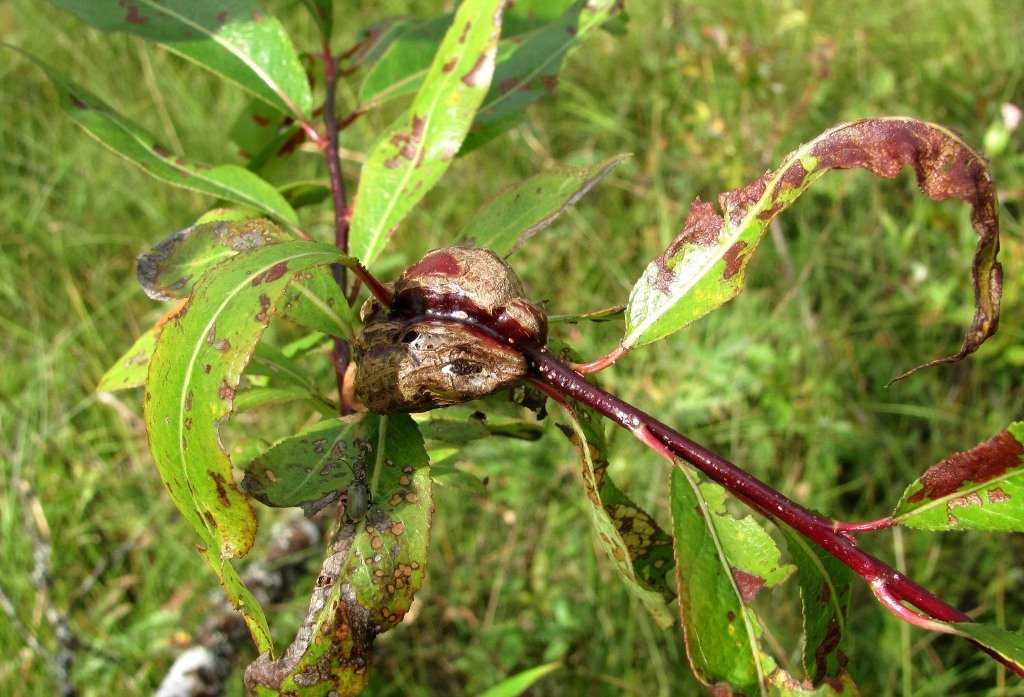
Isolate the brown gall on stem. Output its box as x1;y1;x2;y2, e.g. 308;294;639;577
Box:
353;247;547;414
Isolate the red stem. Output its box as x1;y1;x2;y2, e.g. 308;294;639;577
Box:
320;40;353;412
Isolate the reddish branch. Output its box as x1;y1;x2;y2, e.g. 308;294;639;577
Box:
520;345;1022;677
319;39;354;412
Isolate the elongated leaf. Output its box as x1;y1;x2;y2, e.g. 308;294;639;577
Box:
624;118;1002;384
357;15;452;106
245;413;431;692
232;386;333;415
22;52;298;224
145;241;349;649
478;663;562;697
355;2;574;109
138;219;292;301
781;530;853;685
416;408;544;444
670;466;766;693
459;155;627;256
461;0;626;153
344;17;420;72
279;266;355;340
47;0;312;118
249;342;323;393
349;0;504;266
559;402;677;629
944;622;1024;674
892;423;1024;531
146;240;346;557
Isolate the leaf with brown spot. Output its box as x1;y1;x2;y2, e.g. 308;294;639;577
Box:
558;397;678;630
669;467;769;692
96;299;189;393
145;240;353;653
245;413;431;692
241;415;372;516
461;0;627;153
781;529;853;686
279;266;356;340
349;0;504;266
893;423;1024;531
624;118;1001;385
137;218;292;301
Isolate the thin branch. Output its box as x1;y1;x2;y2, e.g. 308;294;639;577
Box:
319;39;354;412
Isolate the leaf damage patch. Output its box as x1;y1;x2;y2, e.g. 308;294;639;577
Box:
907;430;1022;504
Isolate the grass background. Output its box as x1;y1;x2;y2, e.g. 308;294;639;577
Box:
2;0;1023;694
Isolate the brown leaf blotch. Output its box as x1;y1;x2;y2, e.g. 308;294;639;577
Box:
730;567;766;602
907;430;1022;503
251;261;290;286
813;617;843;683
208;470;231;506
722;241;748;280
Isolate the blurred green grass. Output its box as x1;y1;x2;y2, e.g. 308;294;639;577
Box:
2;1;1023;695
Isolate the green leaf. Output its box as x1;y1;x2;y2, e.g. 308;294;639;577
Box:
96;323;160;393
415;409;544;444
459;155;628;256
349;0;505;266
249;342;323;393
698;483;795;593
501;0;578;34
279;266;355;340
624;118;1002;385
944;622;1024;674
47;0;313;118
299;0;333;40
144;240;349;650
232;386;333;415
244;413;431;692
241;416;370;515
461;0;627;153
670;466;766;693
357;15;452;106
558;402;677;629
477;662;562;697
229;97;287;163
137;219;292;301
344;17;420;72
354;2;574;109
278;180;333;209
20;51;298;224
781;530;853;685
892;423;1024;531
